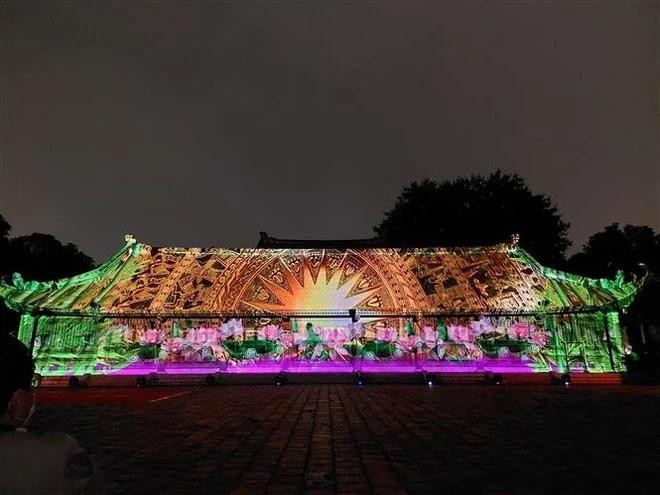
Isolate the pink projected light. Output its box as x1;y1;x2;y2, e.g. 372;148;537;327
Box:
104;357;551;376
9;240;634;376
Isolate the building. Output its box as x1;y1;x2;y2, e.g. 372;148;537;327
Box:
0;234;640;376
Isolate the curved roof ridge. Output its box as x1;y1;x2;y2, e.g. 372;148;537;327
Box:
2;236;135;290
1;234;641;316
135;236;518;254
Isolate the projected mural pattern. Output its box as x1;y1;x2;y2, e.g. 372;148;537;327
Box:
0;238;638;375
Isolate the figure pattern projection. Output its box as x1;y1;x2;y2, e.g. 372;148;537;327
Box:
0;238;638;375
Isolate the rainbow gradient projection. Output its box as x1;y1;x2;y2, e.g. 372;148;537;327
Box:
0;236;640;376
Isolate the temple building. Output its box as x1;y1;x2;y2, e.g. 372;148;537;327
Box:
0;234;640;376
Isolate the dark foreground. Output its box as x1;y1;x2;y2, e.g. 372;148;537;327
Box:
30;384;660;494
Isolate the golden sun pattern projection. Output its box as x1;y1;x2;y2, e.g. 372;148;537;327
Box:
0;239;639;319
1;239;639;376
247;262;379;313
226;249;429;318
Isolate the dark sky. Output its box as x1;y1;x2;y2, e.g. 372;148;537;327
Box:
1;1;658;263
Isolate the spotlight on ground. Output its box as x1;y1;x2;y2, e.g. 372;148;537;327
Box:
422;371;436;387
275;371;287;386
484;372;503;385
136;375;147;388
354;370;365;386
561;373;571;387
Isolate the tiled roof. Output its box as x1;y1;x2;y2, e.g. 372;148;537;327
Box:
0;236;639;317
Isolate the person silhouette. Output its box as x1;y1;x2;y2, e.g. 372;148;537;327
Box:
0;336;105;494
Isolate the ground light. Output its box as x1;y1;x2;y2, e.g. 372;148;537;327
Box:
561;373;572;387
275;371;287;386
354;370;365;386
484;371;504;385
422;371;436;386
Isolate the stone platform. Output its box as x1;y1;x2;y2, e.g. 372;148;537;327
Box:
39;370;631;388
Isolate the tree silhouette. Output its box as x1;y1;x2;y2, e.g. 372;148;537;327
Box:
0;215;10;279
7;233;94;282
374;171;570;267
566;224;660;280
0;215;9;241
0;214;95;337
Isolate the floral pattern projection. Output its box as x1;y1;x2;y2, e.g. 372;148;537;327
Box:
3;239;638;375
24;319;554;374
24;312;623;375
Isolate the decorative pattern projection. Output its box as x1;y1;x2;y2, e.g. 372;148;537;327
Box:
17;313;626;376
0;237;639;375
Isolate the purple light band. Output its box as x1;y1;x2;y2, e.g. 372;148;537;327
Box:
98;358;553;375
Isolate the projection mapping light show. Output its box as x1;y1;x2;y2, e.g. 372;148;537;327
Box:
0;236;640;376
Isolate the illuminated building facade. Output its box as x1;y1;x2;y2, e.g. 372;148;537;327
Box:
0;235;639;375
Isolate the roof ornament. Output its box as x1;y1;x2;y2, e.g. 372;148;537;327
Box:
11;272;24;289
124;234;136;245
510;233;520;247
614;270;624;286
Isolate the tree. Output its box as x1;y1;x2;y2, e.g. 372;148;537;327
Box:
566;224;660;280
7;233;95;282
374;171;570;267
0;214;9;241
0;215;95;337
0;214;11;277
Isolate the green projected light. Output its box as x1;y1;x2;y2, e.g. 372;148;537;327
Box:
0;236;640;375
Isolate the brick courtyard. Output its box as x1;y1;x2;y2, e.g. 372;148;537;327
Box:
29;384;660;494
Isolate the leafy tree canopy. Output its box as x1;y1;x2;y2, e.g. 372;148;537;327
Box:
0;215;95;282
0;215;9;241
567;223;660;280
374;171;570;267
7;233;95;282
0;214;95;336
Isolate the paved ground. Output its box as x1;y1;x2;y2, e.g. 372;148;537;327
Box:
29;384;660;494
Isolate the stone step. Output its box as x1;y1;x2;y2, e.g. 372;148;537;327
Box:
37;371;638;387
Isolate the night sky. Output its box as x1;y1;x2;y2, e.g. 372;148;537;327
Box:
1;1;658;263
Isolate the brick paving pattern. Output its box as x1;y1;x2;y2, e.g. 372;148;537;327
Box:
29;385;660;494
